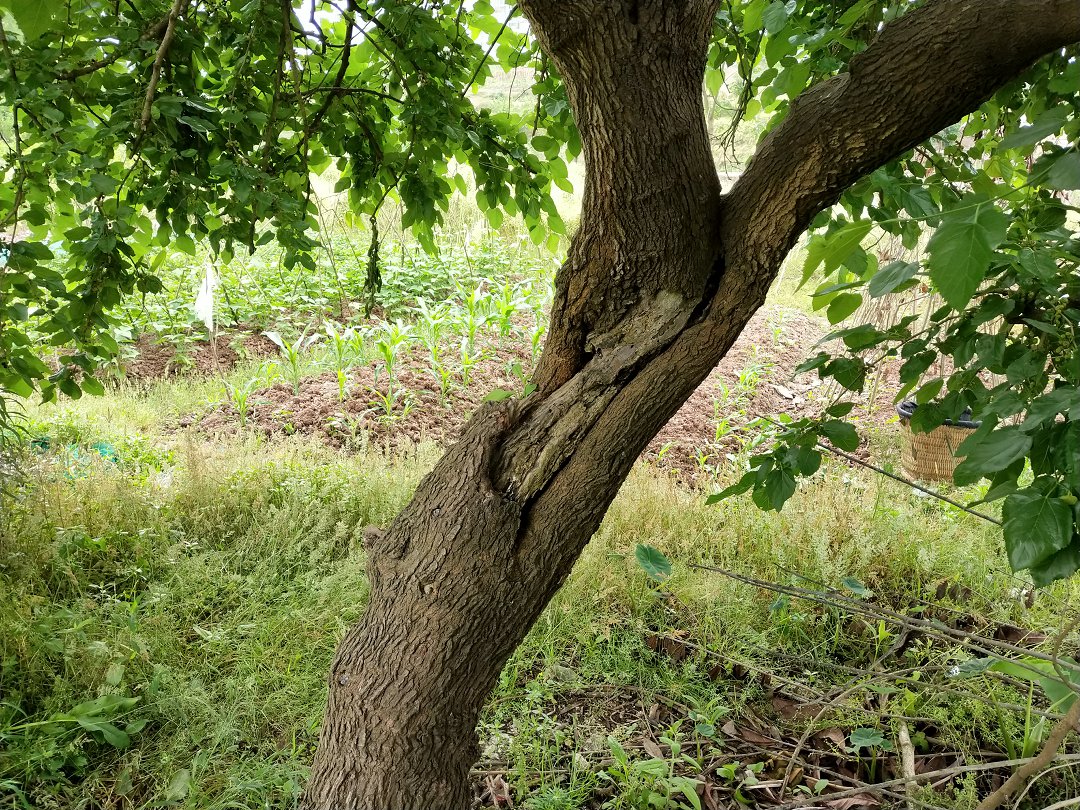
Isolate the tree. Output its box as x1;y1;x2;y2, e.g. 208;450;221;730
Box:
1;0;1079;807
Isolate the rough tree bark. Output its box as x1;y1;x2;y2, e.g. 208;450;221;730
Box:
301;2;1080;807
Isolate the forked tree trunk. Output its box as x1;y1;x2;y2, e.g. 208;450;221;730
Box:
301;2;1080;807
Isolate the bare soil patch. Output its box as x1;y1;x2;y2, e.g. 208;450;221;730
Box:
186;306;902;480
121;329;279;380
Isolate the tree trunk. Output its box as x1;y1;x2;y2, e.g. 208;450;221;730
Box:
301;2;1080;807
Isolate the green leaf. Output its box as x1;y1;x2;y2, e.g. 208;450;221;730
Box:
742;0;767;32
998;107;1070;151
1046;152;1080;190
841;576;872;597
483;388;513;402
953;427;1031;486
820;420;859;452
868;261;919;298
80;375;105;397
165;769;192;802
4;0;62;40
801;220;872;286
707;472;755;504
826;292;863;324
634;544;672;582
926;196;1009;310
1001;489;1073;572
1028;541;1080;588
849;728;888;752
76;718;131;749
755;465;796;512
762;0;790;34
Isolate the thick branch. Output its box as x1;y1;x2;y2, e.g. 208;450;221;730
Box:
721;0;1080;276
137;0;187;135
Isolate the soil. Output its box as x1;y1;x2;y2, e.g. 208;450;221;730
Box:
121;329;280;380
177;306;903;481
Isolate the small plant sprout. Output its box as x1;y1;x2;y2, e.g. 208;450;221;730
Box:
374;321;413;395
459;339;484;387
222;378;261;427
530;323;546;365
415;298;448;350
336;369;350;403
347;327;367;365
264;330;321;395
491;280;522;338
323;322;356;372
455;281;489;351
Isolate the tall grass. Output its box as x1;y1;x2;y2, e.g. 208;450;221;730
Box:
3;397;1075;807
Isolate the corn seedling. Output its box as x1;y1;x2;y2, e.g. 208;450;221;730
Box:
324;322;357;372
264;330;321;395
415;298;449;350
222;378;261;427
348;327;367;365
455;281;489;351
372;387;415;424
490;281;521;338
336;369;350;403
374;321;413;396
459;340;484;387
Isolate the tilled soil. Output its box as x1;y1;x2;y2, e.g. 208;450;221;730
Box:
122;330;280;380
181;306;901;481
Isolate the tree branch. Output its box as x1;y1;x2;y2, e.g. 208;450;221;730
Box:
56;15;171;80
720;0;1080;277
137;0;187;136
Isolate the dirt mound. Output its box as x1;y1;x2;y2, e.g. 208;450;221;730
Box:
188;306;900;481
122;330;279;380
195;340;530;454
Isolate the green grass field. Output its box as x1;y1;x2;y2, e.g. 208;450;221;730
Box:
3;278;1078;808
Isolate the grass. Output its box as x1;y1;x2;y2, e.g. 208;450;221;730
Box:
2;184;1076;809
3;387;1078;808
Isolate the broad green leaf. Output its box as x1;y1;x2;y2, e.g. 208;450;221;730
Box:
483;388;513;402
953;426;1032;486
868;261;919;298
820;420;859;452
754;465;796;512
762;0;790;34
1046;152;1080;190
634;544;672;582
3;0;62;40
1028;541;1080;588
826;292;863;324
76;718;131;749
801;220;872;286
926;196;1009;310
998;107;1070;151
1001;489;1073;571
742;0;767;32
849;728;888;752
707;472;755;504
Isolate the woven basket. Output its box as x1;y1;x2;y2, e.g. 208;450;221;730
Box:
896;400;980;482
898;421;973;482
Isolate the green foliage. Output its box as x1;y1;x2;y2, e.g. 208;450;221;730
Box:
710;15;1080;585
0;0;569;406
634;544;672;583
3;391;1078;805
